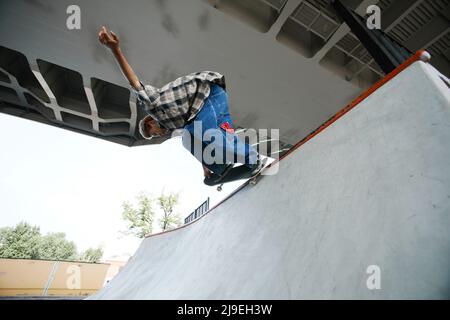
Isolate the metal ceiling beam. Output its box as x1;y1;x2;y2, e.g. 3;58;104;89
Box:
383;0;425;32
267;0;304;37
313;0;379;62
332;0;409;74
354;0;379;16
404;18;450;52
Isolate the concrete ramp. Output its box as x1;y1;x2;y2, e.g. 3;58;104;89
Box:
92;60;450;299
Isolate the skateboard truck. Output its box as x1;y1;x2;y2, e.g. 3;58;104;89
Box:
214;158;268;191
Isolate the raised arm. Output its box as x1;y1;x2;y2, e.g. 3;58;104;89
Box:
98;26;141;90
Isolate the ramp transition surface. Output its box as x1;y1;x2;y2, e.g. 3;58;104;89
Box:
92;59;450;299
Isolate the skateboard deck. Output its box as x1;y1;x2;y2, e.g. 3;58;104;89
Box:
204;158;268;191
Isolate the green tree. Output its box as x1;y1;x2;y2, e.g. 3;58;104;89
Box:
0;222;101;263
79;246;104;263
121;191;182;236
158;192;182;231
38;232;77;261
121;192;155;238
0;222;41;259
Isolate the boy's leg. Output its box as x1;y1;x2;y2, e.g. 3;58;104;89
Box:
182;88;233;176
208;85;259;169
182;83;259;177
181;129;231;176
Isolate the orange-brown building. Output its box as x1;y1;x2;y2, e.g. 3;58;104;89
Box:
0;258;125;297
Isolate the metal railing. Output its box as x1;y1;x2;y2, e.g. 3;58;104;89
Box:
184;198;210;224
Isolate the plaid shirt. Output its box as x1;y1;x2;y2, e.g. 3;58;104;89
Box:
131;71;226;131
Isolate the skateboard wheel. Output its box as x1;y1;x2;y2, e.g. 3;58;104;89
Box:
217;186;222;191
250;179;256;186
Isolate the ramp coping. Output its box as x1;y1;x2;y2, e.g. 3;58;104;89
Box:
144;50;431;239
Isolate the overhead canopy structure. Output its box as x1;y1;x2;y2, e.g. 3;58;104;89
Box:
0;0;448;150
90;55;450;299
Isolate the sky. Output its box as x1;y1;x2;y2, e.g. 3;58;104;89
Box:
0;113;245;260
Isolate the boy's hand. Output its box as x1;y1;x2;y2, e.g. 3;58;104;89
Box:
98;25;140;89
203;166;212;179
98;26;120;52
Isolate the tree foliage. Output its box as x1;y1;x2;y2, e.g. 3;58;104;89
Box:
38;232;77;261
121;191;182;237
158;193;182;231
0;222;103;263
0;222;41;259
79;247;104;263
121;192;155;238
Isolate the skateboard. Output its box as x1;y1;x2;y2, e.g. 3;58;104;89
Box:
204;158;268;191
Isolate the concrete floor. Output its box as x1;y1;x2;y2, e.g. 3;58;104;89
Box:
90;61;450;299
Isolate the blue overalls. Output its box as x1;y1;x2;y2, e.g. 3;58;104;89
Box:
182;84;258;176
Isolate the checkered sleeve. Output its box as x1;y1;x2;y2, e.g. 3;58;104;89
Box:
130;80;159;112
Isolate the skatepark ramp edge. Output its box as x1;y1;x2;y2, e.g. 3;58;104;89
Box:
90;50;450;299
143;50;432;240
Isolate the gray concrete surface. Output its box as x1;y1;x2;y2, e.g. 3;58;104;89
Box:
0;0;368;147
91;61;450;299
1;1;448;148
